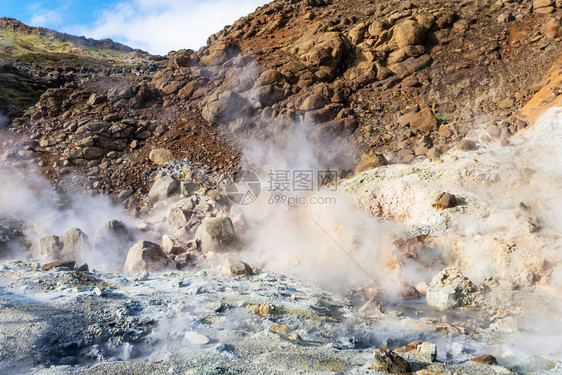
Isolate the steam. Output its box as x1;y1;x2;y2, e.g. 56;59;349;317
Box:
227;121;406;295
0;157;138;268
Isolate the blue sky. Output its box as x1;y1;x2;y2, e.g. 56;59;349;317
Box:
0;0;269;55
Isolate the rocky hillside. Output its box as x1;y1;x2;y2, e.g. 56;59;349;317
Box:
0;18;159;112
1;0;561;205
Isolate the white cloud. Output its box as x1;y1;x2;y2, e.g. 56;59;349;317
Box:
67;0;269;55
29;8;64;28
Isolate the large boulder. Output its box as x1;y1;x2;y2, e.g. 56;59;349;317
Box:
409;108;438;133
36;235;63;259
194;217;237;253
60;228;89;259
148;176;179;202
201;91;252;125
124;240;171;273
393;19;428;48
426;267;476;310
94;220;134;262
289;30;348;74
369;348;411;373
168;49;197;68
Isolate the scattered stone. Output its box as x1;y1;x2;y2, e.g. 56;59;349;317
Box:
497;98;514;109
76;263;89;272
410;108;438;133
41;260;76;271
94;220;134;257
534;0;553;9
355;153;388;174
368;348;411;373
269;324;290;334
433;192;458;210
124;240;171;273
148;176;179;202
458;139;477;151
194;217;236;253
184;331;210;345
545;17;562;38
253;303;275;317
36;235;63;259
60;228;89;259
149;148;174;165
394;20;428;48
162;235;184;255
180;181;200;196
224;258;253;277
287;333;303;341
426;267;476;310
168;207;189;228
470;354;498;365
416;342;437;362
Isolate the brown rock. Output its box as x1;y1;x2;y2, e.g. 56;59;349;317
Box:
149;148;174;165
498;98;514;109
369;348;411;373
194;217;237;253
534;0;553;8
253;303;275;317
545;17;562;37
470;354;498;365
162;82;183;95
433;192;458;209
124;240;171;273
410;108;438;133
269;324;290;334
301;93;329;111
355;153;388;174
225;258;253;277
393;19;427;48
42;260;76;271
458;139;477;151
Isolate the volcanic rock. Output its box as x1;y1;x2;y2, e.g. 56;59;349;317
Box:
94;220;133;252
194;217;236;253
458;139;477;151
149;148;174;165
410;108;438;133
124;240;171;273
41;260;76;271
426;267;476;310
368;348;411;373
60;228;89;259
433;192;458;210
224;258;253;277
148;176;179;202
470;354;498;365
394;19;428;48
355;153;388;174
36;235;63;259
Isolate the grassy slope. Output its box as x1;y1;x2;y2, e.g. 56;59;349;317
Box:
0;24;146;111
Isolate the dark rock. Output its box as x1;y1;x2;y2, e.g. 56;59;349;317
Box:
42;260;76;271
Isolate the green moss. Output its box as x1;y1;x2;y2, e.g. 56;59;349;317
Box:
435;112;453;122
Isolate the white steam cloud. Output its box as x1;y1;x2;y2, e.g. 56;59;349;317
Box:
226;122;407;295
0;157;138;268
